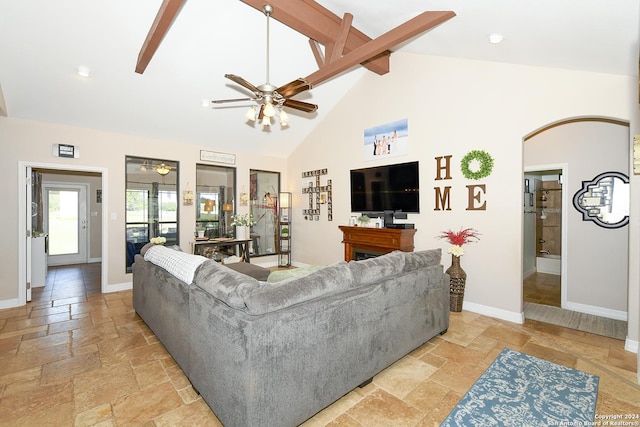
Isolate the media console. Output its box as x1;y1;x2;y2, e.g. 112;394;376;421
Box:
338;225;417;262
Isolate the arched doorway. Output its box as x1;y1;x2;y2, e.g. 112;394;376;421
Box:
522;117;629;339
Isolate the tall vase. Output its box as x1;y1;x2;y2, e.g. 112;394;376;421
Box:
235;226;247;240
446;255;467;312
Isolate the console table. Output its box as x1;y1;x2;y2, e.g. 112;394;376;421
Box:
339;226;416;262
191;238;252;263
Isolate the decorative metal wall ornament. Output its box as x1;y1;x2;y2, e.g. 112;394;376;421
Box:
301;168;332;221
572;171;629;229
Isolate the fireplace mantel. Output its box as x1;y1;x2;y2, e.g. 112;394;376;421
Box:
338;226;416;262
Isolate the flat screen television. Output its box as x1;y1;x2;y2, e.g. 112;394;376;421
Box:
350;161;419;213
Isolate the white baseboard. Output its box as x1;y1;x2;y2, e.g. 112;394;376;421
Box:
253;261;278;268
625;338;638;354
0;297;21;310
462;301;525;324
563;301;627;321
88;257;102;263
292;261;312;268
103;281;132;293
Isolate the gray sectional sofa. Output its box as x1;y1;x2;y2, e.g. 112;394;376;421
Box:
133;246;449;427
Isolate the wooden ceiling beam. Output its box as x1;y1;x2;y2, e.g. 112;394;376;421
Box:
239;0;390;75
136;0;455;87
304;10;456;87
309;39;325;68
328;13;353;64
135;0;186;74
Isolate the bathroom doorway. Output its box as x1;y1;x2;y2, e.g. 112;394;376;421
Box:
523;166;567;309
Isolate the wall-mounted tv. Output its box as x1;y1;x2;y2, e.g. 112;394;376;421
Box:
350;161;419;213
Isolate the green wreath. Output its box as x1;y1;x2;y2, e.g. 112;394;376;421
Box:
460;150;494;180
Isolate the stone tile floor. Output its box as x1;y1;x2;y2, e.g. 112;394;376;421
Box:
523;271;561;307
0;264;637;426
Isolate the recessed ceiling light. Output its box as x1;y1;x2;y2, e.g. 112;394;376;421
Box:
488;34;504;44
75;66;92;78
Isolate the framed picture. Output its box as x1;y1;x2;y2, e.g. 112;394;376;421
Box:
363;118;408;161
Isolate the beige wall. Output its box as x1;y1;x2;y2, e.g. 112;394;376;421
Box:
1;52;638;352
287;53;639;346
0;117;286;305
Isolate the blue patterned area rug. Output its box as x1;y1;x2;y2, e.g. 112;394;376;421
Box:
441;348;599;427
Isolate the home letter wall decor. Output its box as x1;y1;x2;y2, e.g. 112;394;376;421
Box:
466;184;487;210
434;155;453;180
302;169;333;221
434;186;452;211
434;156;453;211
433;152;493;211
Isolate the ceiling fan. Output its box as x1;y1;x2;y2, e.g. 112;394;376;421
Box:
212;4;317;126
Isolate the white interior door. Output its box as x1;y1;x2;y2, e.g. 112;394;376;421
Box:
44;183;88;266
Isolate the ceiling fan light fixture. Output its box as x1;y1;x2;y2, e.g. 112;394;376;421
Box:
245;106;257;121
279;109;289;126
212;4;316;129
155;164;171;176
263;101;276;117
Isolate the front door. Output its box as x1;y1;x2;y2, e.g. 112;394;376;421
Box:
44;183;88;266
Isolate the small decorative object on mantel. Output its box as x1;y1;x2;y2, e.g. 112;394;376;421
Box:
150;237;166;245
356;214;371;227
230;213;256;240
436;227;481;312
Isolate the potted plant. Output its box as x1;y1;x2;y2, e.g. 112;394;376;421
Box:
356;214;371;227
280;227;289;237
436;227;481;312
230;213;256;240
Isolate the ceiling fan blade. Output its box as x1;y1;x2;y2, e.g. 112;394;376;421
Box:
257;104;265;120
276;78;312;98
225;74;261;95
211;97;255;104
283;99;318;113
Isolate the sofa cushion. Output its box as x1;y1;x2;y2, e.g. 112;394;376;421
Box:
224;262;271;281
194;260;262;309
402;249;442;272
348;250;406;286
244;261;353;315
143;244;207;284
267;265;325;283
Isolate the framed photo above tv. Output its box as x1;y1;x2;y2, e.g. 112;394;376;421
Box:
363;118;408;161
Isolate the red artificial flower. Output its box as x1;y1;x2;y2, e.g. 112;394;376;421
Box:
437;227;481;246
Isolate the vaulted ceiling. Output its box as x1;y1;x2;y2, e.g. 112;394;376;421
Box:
0;1;638;157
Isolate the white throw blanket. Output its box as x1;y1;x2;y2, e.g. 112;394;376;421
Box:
144;245;207;284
